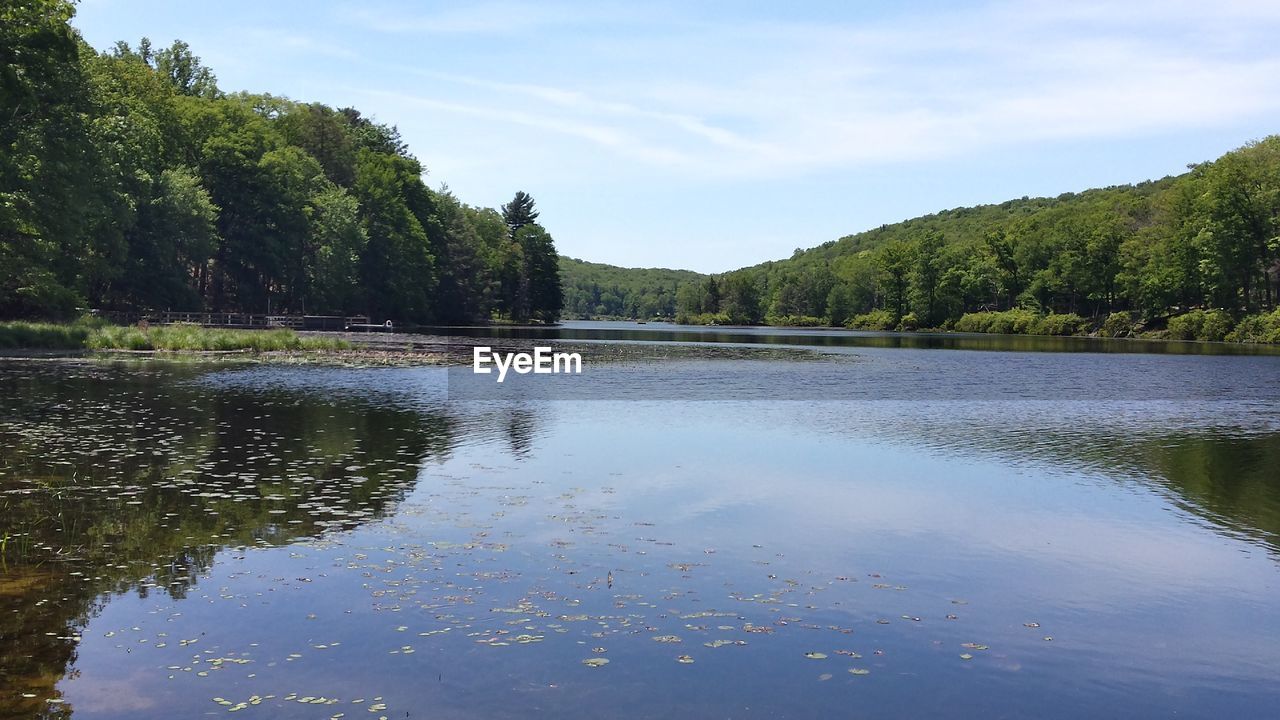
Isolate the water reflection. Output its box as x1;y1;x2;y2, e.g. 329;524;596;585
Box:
432;320;1280;355
0;361;538;717
1;350;1279;719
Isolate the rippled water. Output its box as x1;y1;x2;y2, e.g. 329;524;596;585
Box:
3;326;1280;719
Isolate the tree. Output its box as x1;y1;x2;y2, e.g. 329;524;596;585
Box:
501;191;539;238
304;185;366;314
125;167;220;309
514;224;562;322
151;40;218;97
0;0;91;318
354;149;436;321
877;240;913;322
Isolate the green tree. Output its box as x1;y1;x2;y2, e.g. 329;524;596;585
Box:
501;191;539;239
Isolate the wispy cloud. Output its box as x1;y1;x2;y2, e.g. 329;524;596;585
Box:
339;1;652;36
342;0;1280;181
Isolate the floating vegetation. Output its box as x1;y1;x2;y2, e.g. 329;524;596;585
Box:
0;358;1083;717
703;639;747;648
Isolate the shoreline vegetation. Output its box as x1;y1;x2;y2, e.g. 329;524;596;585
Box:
0;320;347;353
674;307;1280;344
4;311;1279;365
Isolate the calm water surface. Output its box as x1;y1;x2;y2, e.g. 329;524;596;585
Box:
2;325;1280;719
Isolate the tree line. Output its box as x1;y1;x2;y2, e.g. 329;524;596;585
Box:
559;257;704;319
1;2;562;324
676;137;1280;337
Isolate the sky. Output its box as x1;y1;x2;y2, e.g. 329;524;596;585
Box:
72;0;1280;273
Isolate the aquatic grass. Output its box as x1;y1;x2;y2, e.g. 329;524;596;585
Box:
85;323;351;352
0;321;91;349
4;319;350;352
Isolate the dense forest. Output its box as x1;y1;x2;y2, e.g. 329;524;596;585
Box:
1;1;562;324
559;257;704;319
675;138;1280;341
6;3;1279;342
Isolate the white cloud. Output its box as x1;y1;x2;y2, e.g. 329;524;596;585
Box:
343;0;1280;183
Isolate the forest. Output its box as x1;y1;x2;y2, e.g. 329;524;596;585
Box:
7;2;1279;343
675;138;1280;342
559;257;704;319
1;1;562;324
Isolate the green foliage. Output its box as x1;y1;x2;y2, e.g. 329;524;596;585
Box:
953;310;1086;336
673;311;732;326
706;136;1280;338
954;309;1042;335
1;16;563;324
560;258;702;319
501;191;539;237
765;314;825;327
1036;312;1087;336
1101;311;1135;337
897;311;920;331
1167;309;1235;342
1226;309;1280;344
1;319;349;352
82;323;349;351
513;223;563;323
846;309;897;330
0;320;90;349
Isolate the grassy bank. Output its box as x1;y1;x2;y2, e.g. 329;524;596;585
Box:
0;320;349;353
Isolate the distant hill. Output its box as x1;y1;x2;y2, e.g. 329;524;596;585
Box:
559;257;705;319
664;136;1279;335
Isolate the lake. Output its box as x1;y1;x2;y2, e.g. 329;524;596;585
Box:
3;321;1280;719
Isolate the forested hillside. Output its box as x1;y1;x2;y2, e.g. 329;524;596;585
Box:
560;257;703;319
674;138;1280;341
1;2;562;324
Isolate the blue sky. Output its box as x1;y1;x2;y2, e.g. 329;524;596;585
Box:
73;0;1280;273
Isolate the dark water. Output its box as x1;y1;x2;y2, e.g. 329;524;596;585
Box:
3;325;1280;719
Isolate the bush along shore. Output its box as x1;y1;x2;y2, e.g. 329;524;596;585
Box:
676;307;1280;344
0;320;349;354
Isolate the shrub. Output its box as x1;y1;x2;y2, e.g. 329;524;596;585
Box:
1227;309;1280;344
954;309;1039;334
766;314;826;327
1199;309;1234;342
1167;309;1235;342
897;312;919;331
1035;312;1086;336
845;310;896;330
674;312;732;326
954;309;1083;336
1101;311;1133;338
